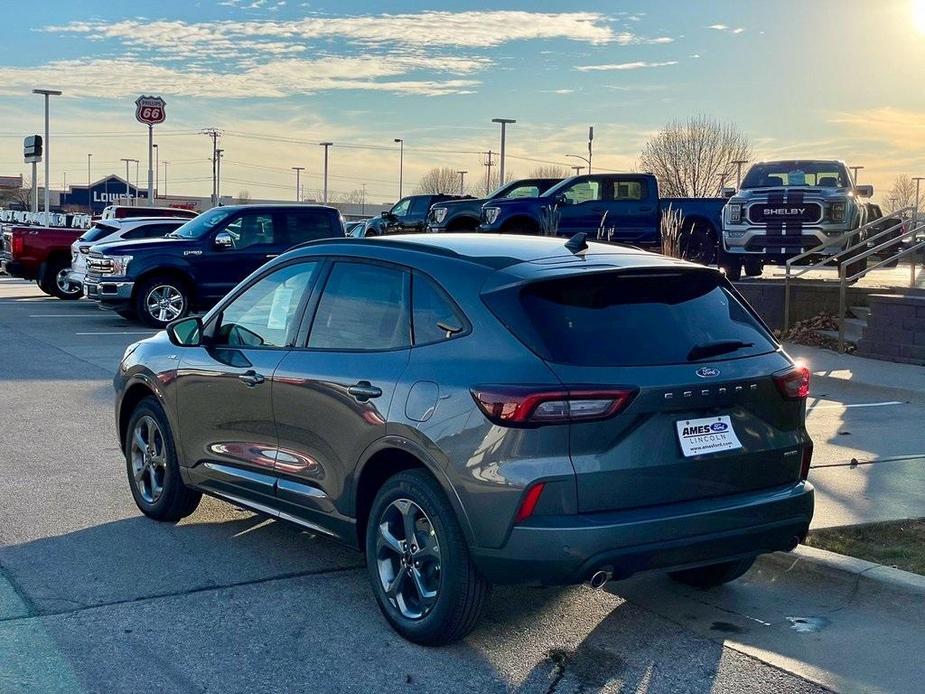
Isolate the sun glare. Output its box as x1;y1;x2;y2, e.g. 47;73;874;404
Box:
914;0;925;33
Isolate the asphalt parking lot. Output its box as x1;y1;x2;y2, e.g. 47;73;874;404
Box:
1;276;923;693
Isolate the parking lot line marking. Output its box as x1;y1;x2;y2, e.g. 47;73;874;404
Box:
75;331;154;335
809;400;904;410
29;313;111;318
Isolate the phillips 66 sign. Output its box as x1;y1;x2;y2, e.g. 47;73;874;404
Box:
135;95;167;125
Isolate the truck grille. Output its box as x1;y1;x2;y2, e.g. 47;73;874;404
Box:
748;202;822;225
87;255;113;274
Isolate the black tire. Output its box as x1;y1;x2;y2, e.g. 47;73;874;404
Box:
680;225;717;265
125;396;201;522
134;274;190;329
501;220;539;236
35;279;53;296
116;308;137;321
743;258;764;277
669;557;756;588
42;258;82;300
720;257;743;281
365;469;491;646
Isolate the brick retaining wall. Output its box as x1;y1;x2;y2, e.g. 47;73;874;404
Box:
857;294;925;365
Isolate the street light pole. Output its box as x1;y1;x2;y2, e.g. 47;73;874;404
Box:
587;126;594;174
33;89;62;216
567;154;591;173
87;153;92;215
491;118;516;186
394;138;404;199
216;149;224;203
457;170;467;195
320;142;333;204
163;161;168;199
292;166;305;202
120;158;134;205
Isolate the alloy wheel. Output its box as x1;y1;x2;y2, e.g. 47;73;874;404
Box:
145;284;185;324
130;415;168;504
376;498;441;620
55;268;80;295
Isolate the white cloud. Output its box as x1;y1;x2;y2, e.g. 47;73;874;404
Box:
708;24;745;34
0;57;481;98
576;61;678;72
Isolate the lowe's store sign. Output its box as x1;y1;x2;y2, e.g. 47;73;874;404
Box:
62;175;149;213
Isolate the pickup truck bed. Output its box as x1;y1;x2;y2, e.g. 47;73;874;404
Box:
1;225;83;299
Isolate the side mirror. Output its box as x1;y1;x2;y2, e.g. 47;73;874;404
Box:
381;211;390;218
166;316;203;347
214;231;233;249
856;185;874;199
555;193;570;206
722;187;736;199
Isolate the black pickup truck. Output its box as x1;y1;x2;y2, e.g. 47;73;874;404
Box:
357;193;466;236
426;178;561;232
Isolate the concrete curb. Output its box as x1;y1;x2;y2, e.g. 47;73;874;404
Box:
756;545;925;598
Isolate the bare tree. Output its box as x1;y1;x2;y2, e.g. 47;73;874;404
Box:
0;186;32;210
886;175;918;213
638;115;752;197
529;165;569;179
471;168;518;197
416;167;461;195
237;190;251;203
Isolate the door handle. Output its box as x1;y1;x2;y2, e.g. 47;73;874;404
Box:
347;381;383;401
238;370;266;387
265;254;279;259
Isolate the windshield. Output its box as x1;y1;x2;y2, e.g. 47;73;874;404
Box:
168;208;236;239
80;222;120;243
741;162;850;189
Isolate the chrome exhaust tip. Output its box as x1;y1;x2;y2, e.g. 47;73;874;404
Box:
589;570;612;589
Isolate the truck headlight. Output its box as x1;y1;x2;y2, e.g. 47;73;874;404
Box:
830;201;847;223
484;207;501;224
103;255;132;276
432;207;448;224
728;204;742;224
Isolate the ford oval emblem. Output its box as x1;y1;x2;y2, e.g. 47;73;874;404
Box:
696;367;720;378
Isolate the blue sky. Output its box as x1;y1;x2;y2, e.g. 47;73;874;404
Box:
1;0;924;202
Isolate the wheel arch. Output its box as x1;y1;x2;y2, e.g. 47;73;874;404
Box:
446;215;480;232
500;215;540;234
132;265;196;303
350;437;476;551
117;377;163;451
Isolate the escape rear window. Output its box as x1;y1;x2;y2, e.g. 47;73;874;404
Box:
486;271;777;367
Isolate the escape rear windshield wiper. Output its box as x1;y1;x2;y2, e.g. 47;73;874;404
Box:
687;340;754;362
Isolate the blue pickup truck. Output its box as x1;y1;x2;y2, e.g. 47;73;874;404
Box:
478;173;727;263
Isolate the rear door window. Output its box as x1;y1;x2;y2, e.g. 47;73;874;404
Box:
81;223;120;242
486;271;776;366
412;273;468;345
308;262;410;351
283;210;336;246
121;223;182;240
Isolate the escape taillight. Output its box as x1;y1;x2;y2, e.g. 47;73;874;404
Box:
470;386;636;426
773;366;811;400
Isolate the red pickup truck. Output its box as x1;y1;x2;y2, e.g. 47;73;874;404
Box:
0;225;84;299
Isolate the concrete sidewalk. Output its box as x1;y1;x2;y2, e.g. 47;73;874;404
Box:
785;342;925;397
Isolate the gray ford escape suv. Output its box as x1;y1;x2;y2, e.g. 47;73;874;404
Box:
115;233;814;645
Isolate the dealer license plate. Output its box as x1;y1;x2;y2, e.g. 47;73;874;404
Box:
676;416;742;457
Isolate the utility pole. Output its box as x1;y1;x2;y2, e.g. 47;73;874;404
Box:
457;170;467;195
162;161;168;199
216;149;224;204
87;153;92;215
850;165;864;185
134;161;140;205
201;128;222;207
153;144;159;200
394;138;404;199
361;183;367;216
491;118;516;186
33;89;61;216
717;171;730;195
320;142;333;204
571;165;583;175
587;126;594;174
731;159;749;188
292;166;305;202
483;150;495;193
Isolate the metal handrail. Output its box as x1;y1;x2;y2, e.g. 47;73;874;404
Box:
783;206;916;327
837;225;925;350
